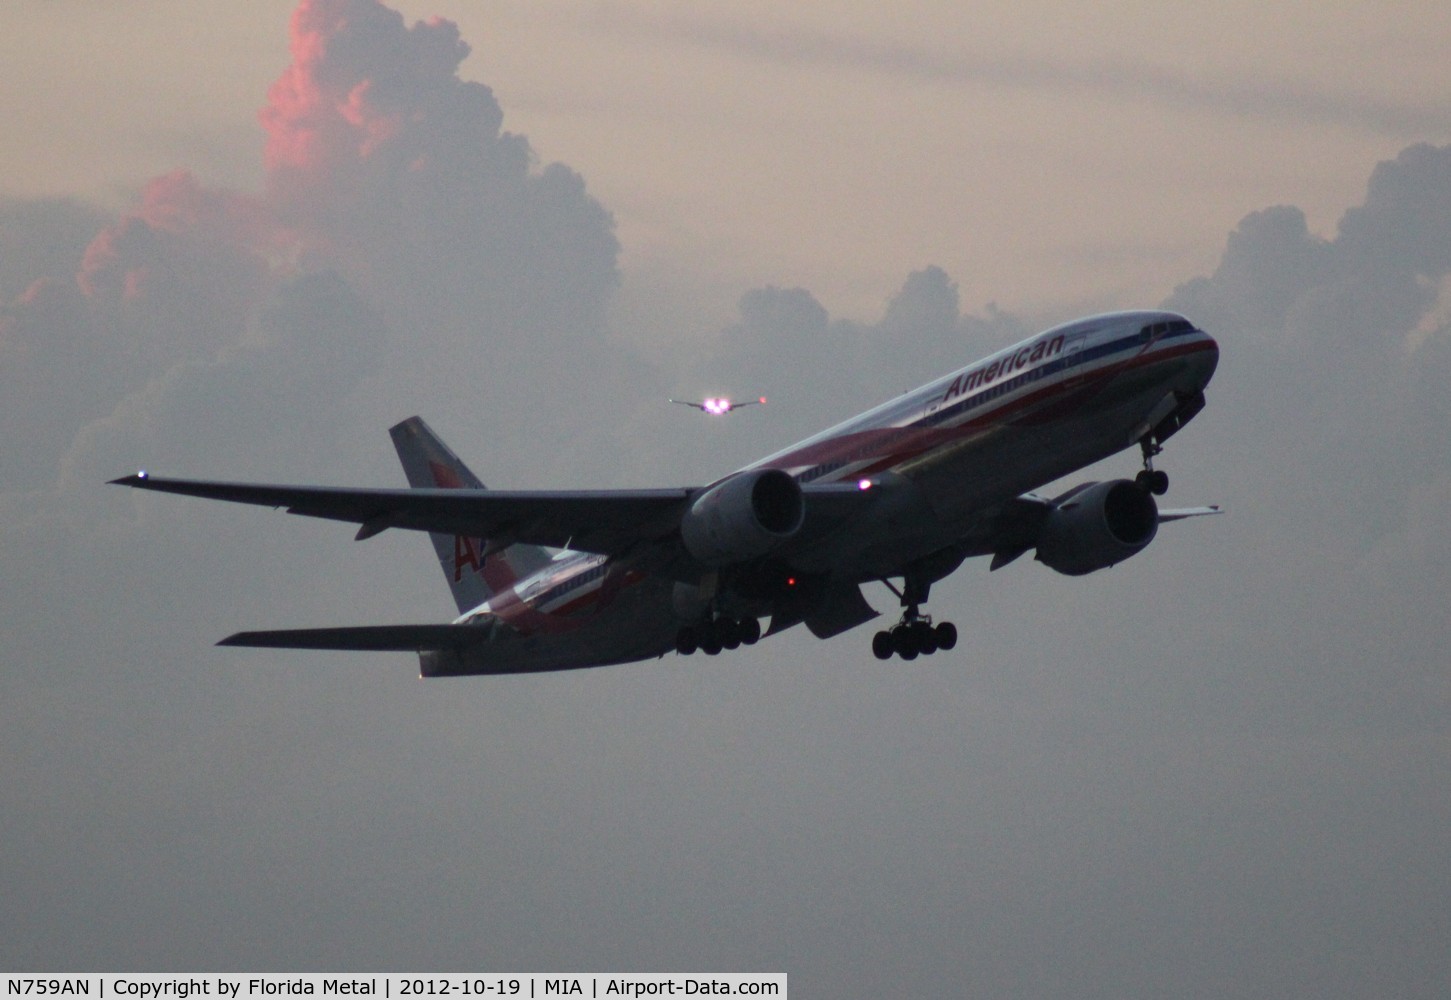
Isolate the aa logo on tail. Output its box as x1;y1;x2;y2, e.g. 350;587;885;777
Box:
453;535;486;581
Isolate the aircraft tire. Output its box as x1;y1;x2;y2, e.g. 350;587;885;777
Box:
739;617;762;645
720;621;742;650
891;626;919;660
934;621;958;651
675;628;698;655
696;620;722;655
1136;469;1170;495
872;631;894;660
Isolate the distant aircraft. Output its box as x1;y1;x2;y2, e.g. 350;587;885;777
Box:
114;310;1220;673
670;396;766;415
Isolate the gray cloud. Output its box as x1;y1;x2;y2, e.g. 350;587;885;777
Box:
589;10;1451;139
4;3;1451;996
1158;144;1451;744
2;0;640;493
0;197;109;302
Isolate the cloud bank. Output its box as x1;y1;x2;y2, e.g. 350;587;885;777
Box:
3;0;631;495
3;2;1451;996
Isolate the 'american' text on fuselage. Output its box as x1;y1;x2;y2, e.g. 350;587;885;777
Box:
940;333;1066;406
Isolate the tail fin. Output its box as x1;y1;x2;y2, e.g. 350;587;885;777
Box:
389;416;554;613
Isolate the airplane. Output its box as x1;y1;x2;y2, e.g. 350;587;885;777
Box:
669;396;767;415
112;309;1220;674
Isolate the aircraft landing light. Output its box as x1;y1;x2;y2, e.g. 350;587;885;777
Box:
669;395;766;415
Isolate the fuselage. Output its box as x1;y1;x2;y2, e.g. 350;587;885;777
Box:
430;310;1218;674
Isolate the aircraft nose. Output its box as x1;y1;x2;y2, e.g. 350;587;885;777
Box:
1196;329;1220;386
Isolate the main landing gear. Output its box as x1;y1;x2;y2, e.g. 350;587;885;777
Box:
1135;436;1170;496
872;616;957;661
675;615;761;656
871;574;958;661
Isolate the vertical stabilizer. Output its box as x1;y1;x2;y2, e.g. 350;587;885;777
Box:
389;416;553;613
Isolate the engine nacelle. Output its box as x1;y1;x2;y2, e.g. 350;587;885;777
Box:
681;469;804;566
1035;479;1159;576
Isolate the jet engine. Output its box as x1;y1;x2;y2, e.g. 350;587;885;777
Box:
681;469;805;566
1035;479;1159;576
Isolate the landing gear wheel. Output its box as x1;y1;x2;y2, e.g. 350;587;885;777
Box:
876;618;958;660
872;631;895;660
675;627;698;656
718;617;742;650
676;615;761;656
872;573;960;660
738;616;762;645
910;620;938;655
1135;468;1169;495
1138;435;1169;495
698;622;723;656
892;626;919;661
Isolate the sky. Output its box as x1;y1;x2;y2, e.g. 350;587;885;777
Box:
3;1;1450;994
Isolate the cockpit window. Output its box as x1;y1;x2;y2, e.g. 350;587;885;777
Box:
1139;318;1194;341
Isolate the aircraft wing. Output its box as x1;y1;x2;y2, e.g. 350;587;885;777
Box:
111;473;693;557
111;472;880;562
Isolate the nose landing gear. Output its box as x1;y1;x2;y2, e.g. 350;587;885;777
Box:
1135;436;1170;496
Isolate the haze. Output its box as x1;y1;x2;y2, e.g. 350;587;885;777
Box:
3;3;1449;996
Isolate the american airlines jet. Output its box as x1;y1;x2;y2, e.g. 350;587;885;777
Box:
113;310;1219;674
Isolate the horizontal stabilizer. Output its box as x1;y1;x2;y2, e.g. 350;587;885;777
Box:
218;624;491;651
1157;504;1223;522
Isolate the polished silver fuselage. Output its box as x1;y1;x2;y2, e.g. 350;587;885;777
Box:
426;310;1218;674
